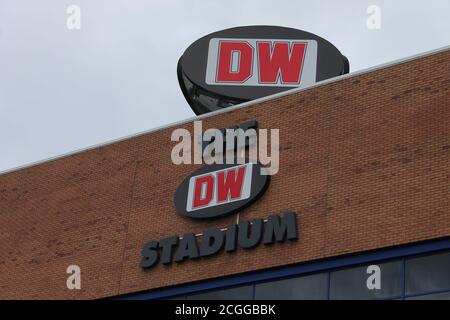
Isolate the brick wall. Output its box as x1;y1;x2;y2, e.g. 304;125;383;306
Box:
0;49;449;299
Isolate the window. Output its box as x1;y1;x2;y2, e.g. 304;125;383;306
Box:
131;244;450;301
186;285;253;300
330;260;402;299
406;250;450;295
255;273;328;300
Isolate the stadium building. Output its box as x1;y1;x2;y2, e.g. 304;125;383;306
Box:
0;46;449;300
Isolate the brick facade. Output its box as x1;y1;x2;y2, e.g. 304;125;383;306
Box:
0;48;449;299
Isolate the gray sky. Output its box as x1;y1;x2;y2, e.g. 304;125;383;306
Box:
0;0;449;172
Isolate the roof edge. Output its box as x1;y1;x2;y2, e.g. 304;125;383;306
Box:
1;44;449;176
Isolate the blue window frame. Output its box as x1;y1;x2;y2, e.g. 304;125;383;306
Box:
115;237;450;300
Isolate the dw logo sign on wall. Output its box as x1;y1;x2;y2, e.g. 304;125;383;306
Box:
174;162;270;219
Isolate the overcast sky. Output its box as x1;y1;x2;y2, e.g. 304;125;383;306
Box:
0;0;449;173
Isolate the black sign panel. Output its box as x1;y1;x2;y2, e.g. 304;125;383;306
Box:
174;162;270;219
178;25;349;114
